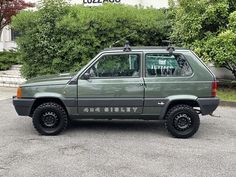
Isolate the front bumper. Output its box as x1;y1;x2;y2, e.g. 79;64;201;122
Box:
13;97;35;116
197;97;220;115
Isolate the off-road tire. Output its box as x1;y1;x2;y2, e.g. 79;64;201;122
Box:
32;102;68;135
165;104;200;138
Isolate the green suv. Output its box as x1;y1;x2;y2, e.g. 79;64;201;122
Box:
13;46;219;138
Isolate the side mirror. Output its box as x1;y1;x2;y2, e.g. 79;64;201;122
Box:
83;73;91;80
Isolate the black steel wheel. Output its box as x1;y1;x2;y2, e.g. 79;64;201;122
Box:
33;102;68;135
165;105;200;138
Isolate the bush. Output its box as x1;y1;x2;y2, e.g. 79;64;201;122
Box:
0;51;21;71
12;0;171;79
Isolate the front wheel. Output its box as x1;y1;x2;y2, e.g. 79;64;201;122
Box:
165;105;200;138
32;102;68;135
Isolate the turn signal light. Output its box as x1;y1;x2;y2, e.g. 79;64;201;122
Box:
17;87;22;99
212;81;217;97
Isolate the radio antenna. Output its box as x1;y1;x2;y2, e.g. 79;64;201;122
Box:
109;31;136;48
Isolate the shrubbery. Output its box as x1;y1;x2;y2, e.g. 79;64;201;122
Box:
12;0;170;78
12;0;236;79
0;51;21;71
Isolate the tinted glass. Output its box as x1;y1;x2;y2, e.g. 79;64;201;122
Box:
145;54;193;77
88;54;140;78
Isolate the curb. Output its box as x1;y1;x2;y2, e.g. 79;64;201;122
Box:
220;101;236;108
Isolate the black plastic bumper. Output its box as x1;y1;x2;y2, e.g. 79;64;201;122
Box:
197;97;220;115
13;97;35;116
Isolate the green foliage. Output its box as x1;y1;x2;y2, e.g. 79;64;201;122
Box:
171;0;229;46
204;16;236;78
218;87;236;101
205;30;236;65
170;0;236;79
229;11;236;29
0;51;21;70
12;0;170;78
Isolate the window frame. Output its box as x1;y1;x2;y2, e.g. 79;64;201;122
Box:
81;52;143;80
144;53;194;78
10;29;19;41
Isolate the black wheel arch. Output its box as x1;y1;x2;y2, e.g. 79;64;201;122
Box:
160;99;200;119
30;97;68;117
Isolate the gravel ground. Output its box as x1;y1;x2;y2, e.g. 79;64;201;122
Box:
0;98;235;177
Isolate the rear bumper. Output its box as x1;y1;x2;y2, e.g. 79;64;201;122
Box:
13;97;35;116
197;97;220;115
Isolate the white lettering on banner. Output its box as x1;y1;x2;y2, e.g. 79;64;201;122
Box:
95;108;101;112
83;108;89;113
83;0;121;5
104;107;109;112
132;107;138;112
83;107;139;113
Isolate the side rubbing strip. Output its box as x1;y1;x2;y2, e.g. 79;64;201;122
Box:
78;98;143;107
63;99;78;107
144;98;169;107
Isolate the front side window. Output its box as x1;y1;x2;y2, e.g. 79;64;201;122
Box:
87;54;140;78
145;54;193;77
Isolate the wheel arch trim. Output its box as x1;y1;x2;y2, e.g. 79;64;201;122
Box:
29;96;76;117
159;95;199;119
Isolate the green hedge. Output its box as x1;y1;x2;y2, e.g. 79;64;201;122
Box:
0;51;21;71
12;0;171;79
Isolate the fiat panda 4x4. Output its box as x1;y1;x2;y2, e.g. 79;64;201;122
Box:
13;45;219;138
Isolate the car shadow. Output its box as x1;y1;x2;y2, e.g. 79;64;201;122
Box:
67;119;168;135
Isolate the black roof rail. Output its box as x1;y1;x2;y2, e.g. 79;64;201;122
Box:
103;46;188;51
123;41;131;52
162;40;175;54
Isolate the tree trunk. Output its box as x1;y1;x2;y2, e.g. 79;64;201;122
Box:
224;62;236;80
232;70;236;80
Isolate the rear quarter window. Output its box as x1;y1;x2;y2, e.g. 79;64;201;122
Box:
145;53;193;77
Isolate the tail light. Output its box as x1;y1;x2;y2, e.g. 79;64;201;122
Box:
212;81;217;97
17;87;22;99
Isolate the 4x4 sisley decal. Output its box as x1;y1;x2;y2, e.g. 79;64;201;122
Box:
83;107;138;113
83;0;121;4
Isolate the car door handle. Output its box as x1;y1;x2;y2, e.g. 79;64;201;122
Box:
138;83;144;87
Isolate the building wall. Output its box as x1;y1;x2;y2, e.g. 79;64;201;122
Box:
0;26;17;51
207;64;235;80
73;0;169;8
31;0;169;8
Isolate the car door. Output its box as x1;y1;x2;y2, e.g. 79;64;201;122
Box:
77;52;145;116
143;52;194;116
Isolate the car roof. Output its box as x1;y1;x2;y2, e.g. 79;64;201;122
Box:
103;46;190;52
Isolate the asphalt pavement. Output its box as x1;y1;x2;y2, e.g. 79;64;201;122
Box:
0;87;17;100
0;88;235;177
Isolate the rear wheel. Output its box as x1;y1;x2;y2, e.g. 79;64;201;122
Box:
32;102;68;135
165;105;200;138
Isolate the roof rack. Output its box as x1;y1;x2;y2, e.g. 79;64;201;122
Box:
103;46;188;51
167;46;175;54
123;41;131;52
162;40;175;54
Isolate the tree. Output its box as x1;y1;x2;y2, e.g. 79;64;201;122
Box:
204;12;236;79
170;0;236;79
0;0;33;36
170;0;229;46
12;0;170;78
